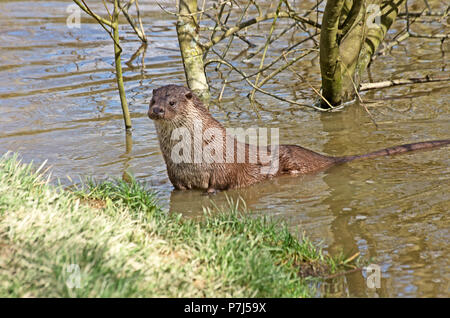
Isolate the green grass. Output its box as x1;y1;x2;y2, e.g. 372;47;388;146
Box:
0;152;359;297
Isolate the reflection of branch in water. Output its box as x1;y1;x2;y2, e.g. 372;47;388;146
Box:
122;130;133;183
403;3;449;39
125;42;148;71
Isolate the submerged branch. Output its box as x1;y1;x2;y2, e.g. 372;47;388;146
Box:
359;76;450;91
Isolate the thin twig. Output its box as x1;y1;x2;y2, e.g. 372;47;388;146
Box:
119;0;147;42
203;10;321;49
74;0;113;27
206;57;328;111
73;0;122;51
341;62;379;128
281;52;335;109
256;49;317;93
250;0;284;101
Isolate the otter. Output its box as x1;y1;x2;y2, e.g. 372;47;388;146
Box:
148;84;449;193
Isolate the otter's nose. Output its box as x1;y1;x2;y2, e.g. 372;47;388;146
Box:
152;107;164;115
148;106;165;120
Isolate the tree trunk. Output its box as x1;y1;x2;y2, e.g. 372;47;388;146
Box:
113;0;132;130
320;0;405;107
176;0;210;101
320;0;346;106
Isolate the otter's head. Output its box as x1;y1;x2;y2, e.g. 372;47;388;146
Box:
148;85;197;122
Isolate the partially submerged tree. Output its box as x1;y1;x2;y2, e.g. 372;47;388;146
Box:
71;1;449;116
168;0;449;109
72;0;147;130
176;0;210;100
319;0;406;106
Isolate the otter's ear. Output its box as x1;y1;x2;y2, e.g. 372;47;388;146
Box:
185;92;193;100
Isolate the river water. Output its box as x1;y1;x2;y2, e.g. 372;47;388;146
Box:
0;0;448;297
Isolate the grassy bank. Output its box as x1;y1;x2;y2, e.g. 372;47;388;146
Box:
0;153;358;297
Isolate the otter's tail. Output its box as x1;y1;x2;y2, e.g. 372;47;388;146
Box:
336;139;450;163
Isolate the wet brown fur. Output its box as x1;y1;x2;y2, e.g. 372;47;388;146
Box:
148;85;449;192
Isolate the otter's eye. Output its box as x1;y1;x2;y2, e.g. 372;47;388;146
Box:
169;101;176;106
